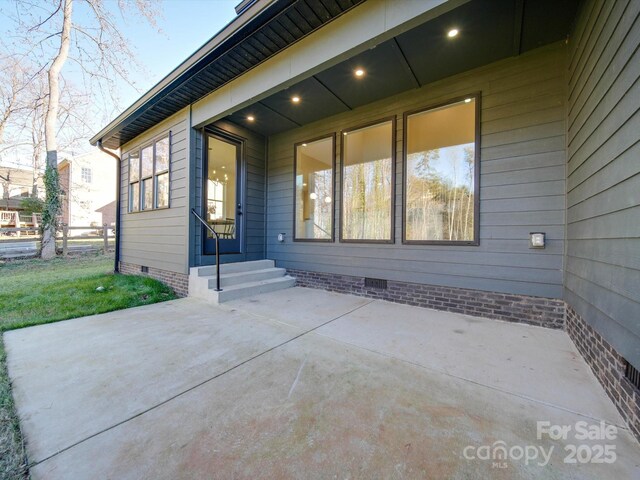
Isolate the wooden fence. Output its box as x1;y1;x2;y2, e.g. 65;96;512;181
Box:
0;224;115;257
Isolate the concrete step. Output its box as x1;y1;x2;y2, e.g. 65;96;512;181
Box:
191;259;275;277
205;275;296;303
210;267;286;288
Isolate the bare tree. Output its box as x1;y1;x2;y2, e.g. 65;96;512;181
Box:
2;0;160;258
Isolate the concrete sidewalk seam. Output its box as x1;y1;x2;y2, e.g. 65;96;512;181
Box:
28;299;375;468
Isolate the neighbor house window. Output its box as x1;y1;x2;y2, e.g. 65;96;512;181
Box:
294;135;334;241
341;119;394;242
81;167;92;183
128;133;171;213
404;94;479;244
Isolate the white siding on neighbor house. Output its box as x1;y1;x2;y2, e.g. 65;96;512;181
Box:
565;0;640;368
119;108;190;274
267;42;568;299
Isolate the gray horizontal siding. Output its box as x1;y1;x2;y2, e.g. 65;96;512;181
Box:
120;110;189;274
266;43;568;298
193;120;266;266
566;0;640;368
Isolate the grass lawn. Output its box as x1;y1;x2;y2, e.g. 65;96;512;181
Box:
0;253;177;479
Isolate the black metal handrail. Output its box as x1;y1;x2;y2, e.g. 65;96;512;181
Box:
191;208;222;292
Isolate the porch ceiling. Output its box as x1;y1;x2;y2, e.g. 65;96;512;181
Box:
223;0;580;137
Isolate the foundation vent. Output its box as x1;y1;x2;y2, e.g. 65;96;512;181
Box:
364;277;387;289
141;266;149;273
625;361;640;391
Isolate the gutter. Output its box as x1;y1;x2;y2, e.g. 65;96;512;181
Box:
96;140;121;273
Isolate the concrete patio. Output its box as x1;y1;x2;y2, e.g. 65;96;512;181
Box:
5;287;639;479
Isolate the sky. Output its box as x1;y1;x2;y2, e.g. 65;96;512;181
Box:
116;0;239;109
0;0;240;165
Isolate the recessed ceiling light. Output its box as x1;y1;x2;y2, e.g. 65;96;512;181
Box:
247;115;255;121
343;132;347;136
464;98;472;103
222;166;226;169
292;96;300;103
310;192;317;200
354;68;365;78
302;182;307;187
302;143;307;147
447;28;459;38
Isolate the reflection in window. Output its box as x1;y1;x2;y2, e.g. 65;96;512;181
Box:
155;173;169;209
142;178;153;210
295;136;333;240
405;97;477;242
341;120;393;241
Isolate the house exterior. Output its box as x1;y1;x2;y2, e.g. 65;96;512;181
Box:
0;166;43;211
57;150;117;228
90;0;640;440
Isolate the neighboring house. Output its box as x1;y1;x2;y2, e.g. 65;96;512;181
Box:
91;0;640;439
58;149;117;228
0;166;43;211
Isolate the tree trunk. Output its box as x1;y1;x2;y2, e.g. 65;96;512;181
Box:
41;0;73;259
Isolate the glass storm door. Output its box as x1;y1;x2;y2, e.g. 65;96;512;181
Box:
204;134;242;254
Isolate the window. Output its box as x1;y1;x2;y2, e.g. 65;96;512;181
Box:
154;136;170;208
404;95;479;244
128;134;171;213
128;151;140;212
341;119;394;242
294;135;334;241
81;167;92;183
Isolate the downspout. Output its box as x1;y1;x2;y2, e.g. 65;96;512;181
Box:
96;140;121;273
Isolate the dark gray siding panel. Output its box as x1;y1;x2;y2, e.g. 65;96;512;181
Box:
266;43;568;299
566;0;640;368
193;119;266;266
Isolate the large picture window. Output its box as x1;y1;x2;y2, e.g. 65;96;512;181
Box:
294;135;334;241
128;134;171;213
341;119;394;242
404;95;479;244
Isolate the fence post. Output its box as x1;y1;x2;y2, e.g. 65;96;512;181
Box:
103;224;109;254
15;212;20;238
62;224;68;257
32;213;38;228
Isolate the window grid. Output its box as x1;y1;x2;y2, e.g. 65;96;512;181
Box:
128;133;171;213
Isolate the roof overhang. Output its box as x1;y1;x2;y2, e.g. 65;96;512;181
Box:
90;0;365;149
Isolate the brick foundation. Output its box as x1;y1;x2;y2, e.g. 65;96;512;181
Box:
566;305;640;442
287;269;565;329
118;261;189;297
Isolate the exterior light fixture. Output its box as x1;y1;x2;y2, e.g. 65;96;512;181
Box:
309;192;317;200
530;232;546;249
277;233;286;243
354;68;365;77
464;98;472;103
324;196;332;203
292;96;300;103
447;28;459;38
247;115;255;121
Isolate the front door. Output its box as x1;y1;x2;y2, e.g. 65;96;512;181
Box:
203;133;242;254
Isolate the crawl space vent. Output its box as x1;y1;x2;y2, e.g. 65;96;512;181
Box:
141;266;149;273
625;361;640;391
364;277;387;289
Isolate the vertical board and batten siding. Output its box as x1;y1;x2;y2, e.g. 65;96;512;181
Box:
192;119;266;266
119;108;189;274
267;42;567;299
566;0;640;368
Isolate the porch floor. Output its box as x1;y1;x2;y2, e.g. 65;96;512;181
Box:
5;288;639;478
